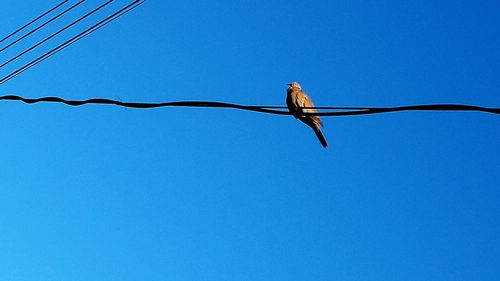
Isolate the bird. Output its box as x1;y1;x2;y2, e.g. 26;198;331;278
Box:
286;81;328;147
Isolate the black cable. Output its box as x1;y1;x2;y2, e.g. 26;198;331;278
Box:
0;95;498;116
0;0;85;54
0;0;68;45
0;0;145;84
0;0;113;69
316;104;500;116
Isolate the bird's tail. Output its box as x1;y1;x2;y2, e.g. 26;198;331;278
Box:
312;125;328;148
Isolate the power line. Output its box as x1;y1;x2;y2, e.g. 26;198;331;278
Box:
0;0;113;69
1;95;498;116
0;3;496;117
0;0;85;54
0;0;68;45
0;0;146;84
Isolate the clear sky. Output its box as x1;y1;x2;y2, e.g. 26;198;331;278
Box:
1;1;499;280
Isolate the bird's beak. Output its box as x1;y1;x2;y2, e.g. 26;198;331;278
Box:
287;83;292;86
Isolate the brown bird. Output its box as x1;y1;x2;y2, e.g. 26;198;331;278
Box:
286;81;328;147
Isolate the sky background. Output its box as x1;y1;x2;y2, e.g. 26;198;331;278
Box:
0;1;499;280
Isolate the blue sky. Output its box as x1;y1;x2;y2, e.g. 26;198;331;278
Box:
0;1;499;280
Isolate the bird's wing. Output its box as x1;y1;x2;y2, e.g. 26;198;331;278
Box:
298;91;323;127
297;91;317;113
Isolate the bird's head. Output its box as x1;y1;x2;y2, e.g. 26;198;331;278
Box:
287;81;302;90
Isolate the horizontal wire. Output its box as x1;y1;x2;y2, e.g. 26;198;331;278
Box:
0;95;498;116
0;2;496;117
0;0;68;45
0;0;146;84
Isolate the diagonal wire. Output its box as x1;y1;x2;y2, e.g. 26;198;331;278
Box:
0;0;85;54
0;95;498;116
0;0;145;84
0;0;69;45
0;0;113;69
